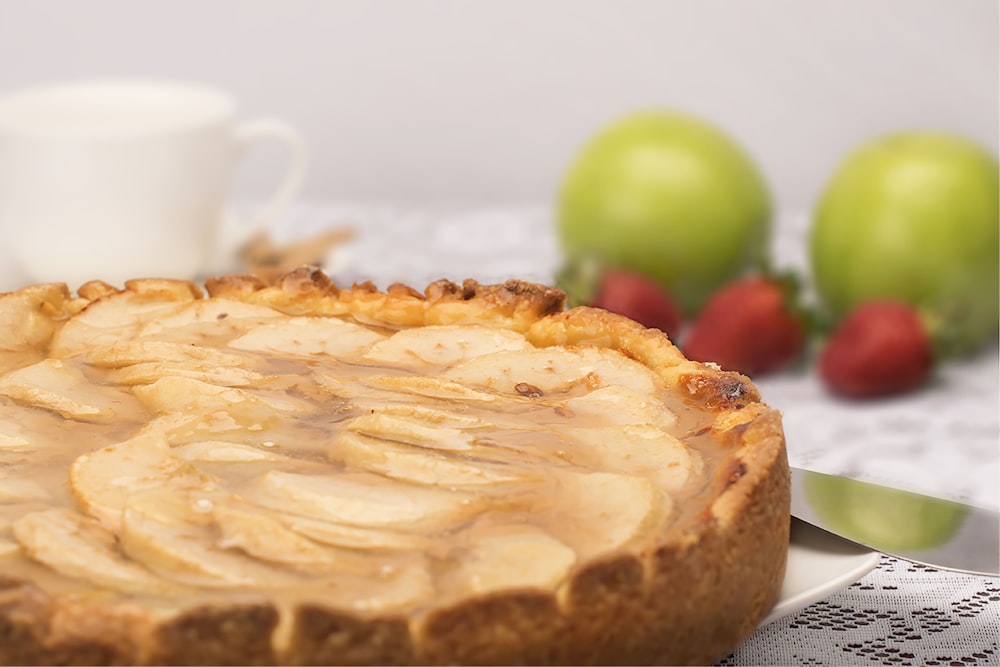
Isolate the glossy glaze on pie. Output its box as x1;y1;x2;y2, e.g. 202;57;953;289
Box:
0;268;790;665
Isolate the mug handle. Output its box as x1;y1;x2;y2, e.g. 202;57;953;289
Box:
214;118;308;269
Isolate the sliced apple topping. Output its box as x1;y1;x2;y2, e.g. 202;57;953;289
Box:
106;361;264;388
345;412;477;452
0;477;52;503
145;410;249;442
362;376;499;403
228;316;385;356
174;440;298;464
0;283;69;355
0;358;141;422
362;324;531;368
279;514;433;552
133;376;314;418
250;471;478;529
548;471;663;558
211;501;365;573
119;487;298;589
372;403;488;429
346;559;434;612
445;525;577;596
563;385;678;430
86;332;264;387
69;429;217;531
0;431;34;452
443;346;659;397
564;424;698;494
13;508;185;596
86;340;251;371
137;299;283;338
48;292;193;357
333;431;529;487
0;425;32;452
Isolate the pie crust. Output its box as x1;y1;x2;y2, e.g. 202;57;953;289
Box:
0;268;790;665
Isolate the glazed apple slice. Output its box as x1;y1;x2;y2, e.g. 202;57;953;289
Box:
133;376;313;417
228;316;385;356
361;375;499;403
345;412;478;452
119;487;296;589
86;340;251;370
332;431;529;486
443;346;659;396
137;299;283;338
446;525;577;595
48;284;200;357
562;385;678;429
548;471;663;558
69;429;215;531
563;424;699;494
107;360;264;388
362;324;530;368
0;358;141;423
211;501;364;573
13;508;184;596
174;440;298;464
346;560;435;612
279;513;433;552
0;421;32;452
249;470;479;529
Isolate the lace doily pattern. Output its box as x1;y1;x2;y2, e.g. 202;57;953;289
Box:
723;557;999;666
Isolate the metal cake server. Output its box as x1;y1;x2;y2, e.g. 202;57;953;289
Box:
790;467;999;576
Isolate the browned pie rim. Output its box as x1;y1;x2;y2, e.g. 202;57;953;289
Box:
0;269;790;666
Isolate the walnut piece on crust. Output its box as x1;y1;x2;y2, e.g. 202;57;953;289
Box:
0;268;789;666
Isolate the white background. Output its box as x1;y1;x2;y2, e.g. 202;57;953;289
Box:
0;0;996;211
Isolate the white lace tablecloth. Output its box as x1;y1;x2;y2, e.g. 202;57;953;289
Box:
272;201;999;666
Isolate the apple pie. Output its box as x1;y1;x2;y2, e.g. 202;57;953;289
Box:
0;269;789;665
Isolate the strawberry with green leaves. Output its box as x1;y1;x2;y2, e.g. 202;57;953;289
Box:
818;300;933;398
557;259;683;340
682;275;807;377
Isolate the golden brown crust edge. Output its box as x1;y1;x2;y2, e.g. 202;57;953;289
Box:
0;270;789;666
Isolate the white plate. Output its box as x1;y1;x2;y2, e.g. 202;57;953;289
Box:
762;518;881;625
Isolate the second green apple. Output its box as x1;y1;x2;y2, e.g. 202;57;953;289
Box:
557;110;772;316
811;132;999;357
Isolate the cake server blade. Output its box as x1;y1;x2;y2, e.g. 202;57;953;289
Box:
790;467;999;576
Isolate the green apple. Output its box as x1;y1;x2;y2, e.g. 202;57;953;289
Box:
557;110;772;316
811;132;999;356
804;474;968;552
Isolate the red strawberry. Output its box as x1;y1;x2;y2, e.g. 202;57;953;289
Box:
590;269;684;340
819;300;932;398
683;276;806;376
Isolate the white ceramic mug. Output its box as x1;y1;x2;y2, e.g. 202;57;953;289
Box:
0;79;307;288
